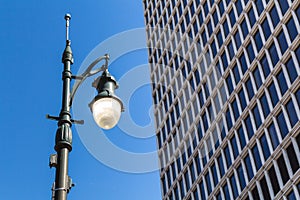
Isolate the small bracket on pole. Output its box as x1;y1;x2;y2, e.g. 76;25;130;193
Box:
46;114;84;125
51;182;56;200
67;176;75;193
71;119;84;125
49;154;58;168
46;114;60;121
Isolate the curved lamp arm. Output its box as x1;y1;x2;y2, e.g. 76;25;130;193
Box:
70;54;110;106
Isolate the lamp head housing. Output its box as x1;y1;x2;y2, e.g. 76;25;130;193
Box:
89;70;124;130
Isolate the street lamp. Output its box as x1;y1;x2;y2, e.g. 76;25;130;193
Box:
47;14;124;200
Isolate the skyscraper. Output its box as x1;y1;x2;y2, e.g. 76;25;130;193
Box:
144;0;300;199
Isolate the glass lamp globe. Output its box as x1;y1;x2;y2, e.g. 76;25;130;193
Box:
91;97;122;129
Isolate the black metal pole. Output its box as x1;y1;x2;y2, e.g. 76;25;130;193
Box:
53;14;74;200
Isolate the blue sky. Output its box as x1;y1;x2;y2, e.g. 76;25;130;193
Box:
0;1;161;199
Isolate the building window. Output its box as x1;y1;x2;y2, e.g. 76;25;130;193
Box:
268;81;279;107
212;10;218;27
237;125;246;150
236;0;243;16
277;154;289;185
234;30;242;51
219;118;226;140
209;71;216;91
211;40;217;57
276;111;289;139
259;134;270;160
239;52;247;74
184;170;190;191
229;8;236;27
228;40;235;60
287;190;296;200
214;94;221;115
162;175;167;195
269;43;279;66
241;18;249;39
253;66;262;90
230;174;239;199
223;183;230;200
251;144;262;171
218;1;225;17
252;104;262;129
211;163;218;186
261;17;271;40
179;178;185;198
216;192;222;200
254;30;263;52
198;89;204;107
232;98;239;121
268;122;280;150
251;186;260;200
166;169;172;188
226;108;233;131
207;18;213;37
208;102;215;122
255;0;264;15
174;184;179;200
230;135;239;159
212;128;219;149
177;157;182;173
220;83;227;105
247;6;256;27
207;136;214;158
217;153;225;177
226;74;234;95
286;144;299;174
221;52;228;71
204;81;210;98
171;162;176;181
285;57;297;84
277;30;288;56
245;78;254;100
232;63;241;85
217;30;223;48
205;172;212;195
223;19;230;39
270;6;280;28
201;147;207;167
260;54;270;78
260;176;271;199
193;188;199;200
285;99;298;127
259;93;270;118
268;165;280;195
194;68;201;84
201;29;207;46
224;144;232;168
237;164;246;190
287;17;298;42
199;180;206;200
238;88;247;111
245;114;254;139
195;154;201;175
202;111;209;133
203;1;209;16
278;0;289;16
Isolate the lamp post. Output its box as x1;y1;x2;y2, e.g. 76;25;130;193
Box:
47;14;124;200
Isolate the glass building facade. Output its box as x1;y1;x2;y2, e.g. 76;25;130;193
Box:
143;0;300;199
